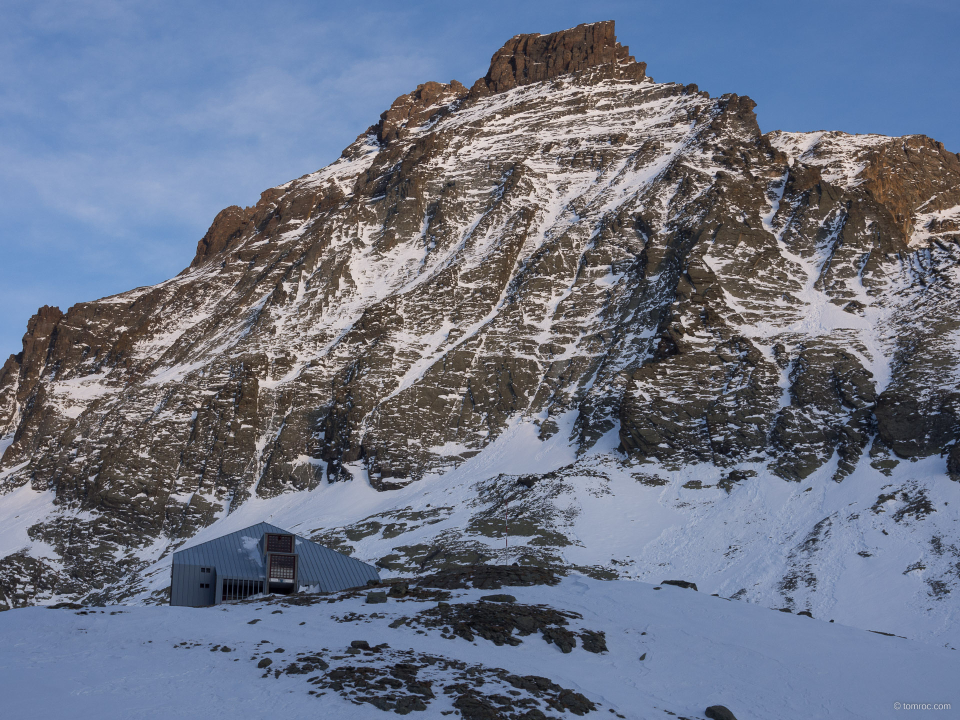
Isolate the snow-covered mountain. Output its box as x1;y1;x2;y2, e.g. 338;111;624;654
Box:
1;21;958;646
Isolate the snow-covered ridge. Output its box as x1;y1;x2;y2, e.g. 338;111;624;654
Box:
767;130;892;189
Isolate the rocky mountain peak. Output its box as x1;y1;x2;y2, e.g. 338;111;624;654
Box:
471;20;646;96
374;21;645;146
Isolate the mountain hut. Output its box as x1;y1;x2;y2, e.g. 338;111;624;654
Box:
170;521;379;607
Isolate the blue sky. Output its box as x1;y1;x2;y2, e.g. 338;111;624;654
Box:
1;0;957;358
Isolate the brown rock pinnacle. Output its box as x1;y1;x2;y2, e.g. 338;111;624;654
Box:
472;20;646;96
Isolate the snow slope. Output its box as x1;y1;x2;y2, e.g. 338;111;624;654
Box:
0;576;954;720
101;415;956;649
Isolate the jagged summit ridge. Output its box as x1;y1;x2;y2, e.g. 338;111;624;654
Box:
472;20;646;95
190;21;645;265
352;21;647;158
0;22;958;644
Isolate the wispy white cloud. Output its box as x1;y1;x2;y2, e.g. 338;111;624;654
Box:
0;1;495;356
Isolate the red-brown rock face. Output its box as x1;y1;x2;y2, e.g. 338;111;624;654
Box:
473;20;645;95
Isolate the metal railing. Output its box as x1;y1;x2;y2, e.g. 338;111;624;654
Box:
221;578;264;602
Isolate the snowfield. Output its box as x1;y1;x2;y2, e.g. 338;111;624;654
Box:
0;576;956;720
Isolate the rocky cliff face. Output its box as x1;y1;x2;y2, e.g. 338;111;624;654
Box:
1;21;958;640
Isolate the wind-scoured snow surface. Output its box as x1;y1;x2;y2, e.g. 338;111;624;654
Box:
1;41;959;658
1;577;956;720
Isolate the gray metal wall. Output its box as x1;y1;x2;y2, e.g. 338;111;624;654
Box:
171;562;217;607
171;562;193;607
296;541;380;591
174;523;274;580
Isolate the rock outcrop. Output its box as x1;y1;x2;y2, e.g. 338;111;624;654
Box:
471;20;645;95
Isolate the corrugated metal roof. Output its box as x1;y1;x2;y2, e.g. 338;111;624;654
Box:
172;522;379;591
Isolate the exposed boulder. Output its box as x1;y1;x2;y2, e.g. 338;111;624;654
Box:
661;580;698;591
705;706;738;720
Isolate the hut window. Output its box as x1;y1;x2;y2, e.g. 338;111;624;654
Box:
266;534;294;553
269;554;296;580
